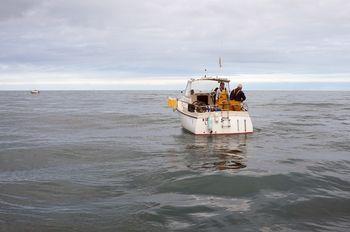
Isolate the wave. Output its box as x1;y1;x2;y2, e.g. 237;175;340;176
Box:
158;172;350;197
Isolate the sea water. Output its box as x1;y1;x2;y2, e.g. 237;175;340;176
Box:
0;91;349;231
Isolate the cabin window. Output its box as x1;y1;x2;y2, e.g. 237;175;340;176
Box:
184;82;191;97
191;80;226;93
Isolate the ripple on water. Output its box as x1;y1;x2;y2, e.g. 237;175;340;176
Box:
1;91;350;231
158;172;350;198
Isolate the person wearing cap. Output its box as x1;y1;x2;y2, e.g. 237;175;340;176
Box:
230;83;246;111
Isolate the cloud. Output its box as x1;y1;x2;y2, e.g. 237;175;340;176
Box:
1;71;349;90
0;0;43;21
0;0;350;89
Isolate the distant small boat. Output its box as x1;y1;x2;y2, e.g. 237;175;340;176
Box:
30;90;40;94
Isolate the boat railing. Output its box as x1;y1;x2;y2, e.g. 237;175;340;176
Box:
172;98;248;113
242;102;249;111
191;101;248;113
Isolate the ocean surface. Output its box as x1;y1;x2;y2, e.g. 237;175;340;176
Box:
0;90;349;231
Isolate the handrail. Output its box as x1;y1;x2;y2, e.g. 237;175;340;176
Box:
177;98;248;113
192;102;247;113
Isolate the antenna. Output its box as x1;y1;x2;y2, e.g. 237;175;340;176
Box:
219;57;223;76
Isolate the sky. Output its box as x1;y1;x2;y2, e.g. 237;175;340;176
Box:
1;0;350;90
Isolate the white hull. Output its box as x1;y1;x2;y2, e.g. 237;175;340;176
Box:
30;90;40;94
177;108;253;135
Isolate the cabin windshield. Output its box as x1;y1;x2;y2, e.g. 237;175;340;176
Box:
191;80;229;93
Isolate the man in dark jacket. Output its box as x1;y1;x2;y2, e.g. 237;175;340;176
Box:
230;84;246;110
230;83;246;101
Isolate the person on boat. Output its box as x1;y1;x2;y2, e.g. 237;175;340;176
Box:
230;83;246;111
212;87;219;105
215;82;229;110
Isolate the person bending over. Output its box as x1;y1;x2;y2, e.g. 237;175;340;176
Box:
230;83;246;111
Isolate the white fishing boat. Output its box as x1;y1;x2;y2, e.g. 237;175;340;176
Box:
168;76;253;135
30;90;40;94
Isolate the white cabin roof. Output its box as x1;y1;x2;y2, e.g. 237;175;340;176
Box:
190;76;230;83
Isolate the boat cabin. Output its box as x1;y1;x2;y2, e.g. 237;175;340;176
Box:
182;77;232;111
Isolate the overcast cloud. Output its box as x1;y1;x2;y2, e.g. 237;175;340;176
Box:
1;0;350;89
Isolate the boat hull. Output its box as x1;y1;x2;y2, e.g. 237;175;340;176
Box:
178;109;253;135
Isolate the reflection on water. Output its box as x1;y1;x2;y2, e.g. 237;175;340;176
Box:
201;160;246;170
181;132;248;171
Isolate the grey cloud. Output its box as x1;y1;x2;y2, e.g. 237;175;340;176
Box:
0;0;43;20
1;0;350;77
